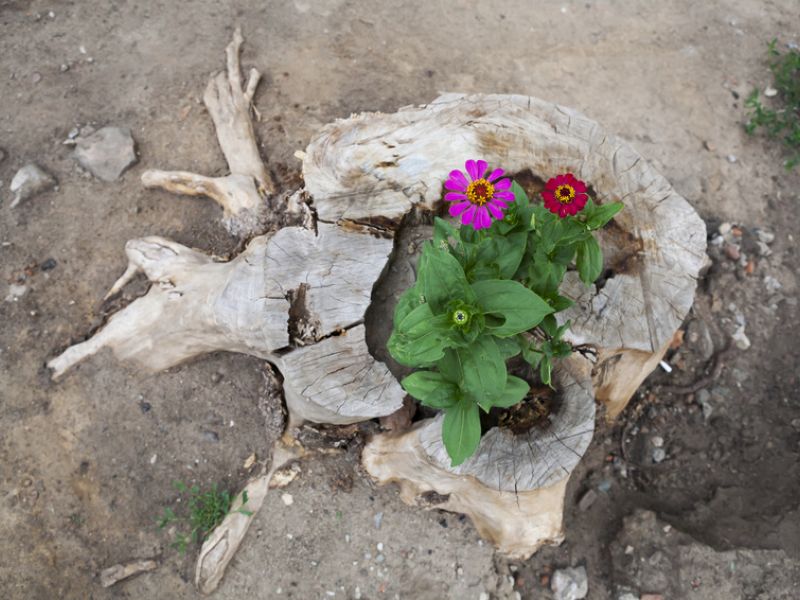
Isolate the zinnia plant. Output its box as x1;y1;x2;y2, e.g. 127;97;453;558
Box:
388;161;623;466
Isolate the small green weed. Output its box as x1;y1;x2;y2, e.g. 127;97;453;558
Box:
157;481;252;554
745;39;800;169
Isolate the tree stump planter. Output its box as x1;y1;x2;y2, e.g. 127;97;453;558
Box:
47;29;707;590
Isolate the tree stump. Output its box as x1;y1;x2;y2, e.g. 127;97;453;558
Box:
362;353;594;559
47;29;707;588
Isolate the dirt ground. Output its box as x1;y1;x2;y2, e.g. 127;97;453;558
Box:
1;1;799;599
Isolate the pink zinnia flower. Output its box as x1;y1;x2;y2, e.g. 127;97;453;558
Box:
444;159;514;230
542;173;589;218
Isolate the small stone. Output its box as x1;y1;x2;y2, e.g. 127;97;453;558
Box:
354;586;362;600
479;593;490;600
201;430;219;443
726;154;737;163
578;489;598;511
551;566;588;600
31;72;42;84
139;400;151;413
652;448;667;463
702;140;716;152
376;542;384;552
376;554;385;563
73;126;137;181
763;275;782;293
731;325;750;350
210;372;223;383
756;229;775;244
243;453;256;469
790;419;800;431
374;512;384;529
718;222;732;236
9;163;56;208
60;64;69;72
723;243;740;261
756;241;772;257
597;479;612;493
764;87;778;97
624;545;634;555
617;594;639;600
40;258;57;271
281;493;293;506
5;284;28;302
149;453;157;464
641;595;664;600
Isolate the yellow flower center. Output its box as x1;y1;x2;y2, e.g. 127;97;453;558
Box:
466;178;495;206
555;184;576;204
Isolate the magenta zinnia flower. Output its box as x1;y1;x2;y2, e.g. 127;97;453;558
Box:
444;159;514;230
542;173;589;218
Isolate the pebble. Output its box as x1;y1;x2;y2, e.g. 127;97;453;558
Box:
73;126;137;181
5;284;28;302
31;72;42;84
718;222;732;236
201;430;219;443
9;163;56;208
281;493;293;506
60;64;69;72
479;593;490;600
578;489;598;511
354;586;362;599
374;512;384;529
756;229;775;244
149;453;157;464
763;275;782;293
40;258;57;271
723;243;740;261
641;595;664;600
652;448;667;464
731;325;751;350
597;479;613;493
551;566;588;600
210;372;223;383
618;593;639;600
726;154;737;163
791;419;800;431
764;87;778;97
651;436;664;448
376;542;384;552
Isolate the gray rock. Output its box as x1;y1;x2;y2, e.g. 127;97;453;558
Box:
755;228;775;244
73;126;137;181
578;489;598;511
551;566;588;600
731;325;750;350
9;163;56;207
652;448;667;463
686;319;715;361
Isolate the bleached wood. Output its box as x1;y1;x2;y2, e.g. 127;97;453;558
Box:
362;354;595;558
141;27;274;237
304;93;707;416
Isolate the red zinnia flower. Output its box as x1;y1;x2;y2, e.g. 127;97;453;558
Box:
542;173;588;218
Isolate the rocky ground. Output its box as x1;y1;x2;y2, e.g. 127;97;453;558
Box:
1;1;799;599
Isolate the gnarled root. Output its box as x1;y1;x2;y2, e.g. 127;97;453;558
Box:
141;27;276;237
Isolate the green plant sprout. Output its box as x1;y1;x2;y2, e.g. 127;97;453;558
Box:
745;39;800;169
157;481;252;554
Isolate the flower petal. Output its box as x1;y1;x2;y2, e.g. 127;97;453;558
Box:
493;178;512;190
472;206;489;229
487;202;504;220
574;193;588;210
487;168;505;182
572;179;587;193
449;201;472;217
490;198;509;210
447;169;469;190
494;190;515;201
461;204;477;226
541;190;556;203
558;205;569;218
475;160;488;179
465;159;479;181
445;192;467;202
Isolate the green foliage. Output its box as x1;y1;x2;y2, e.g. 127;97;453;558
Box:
745;39;800;169
158;481;252;554
389;178;622;466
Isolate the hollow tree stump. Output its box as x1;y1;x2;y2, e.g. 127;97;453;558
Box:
47;28;706;588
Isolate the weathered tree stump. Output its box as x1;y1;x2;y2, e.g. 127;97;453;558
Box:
362;353;594;558
47;28;706;589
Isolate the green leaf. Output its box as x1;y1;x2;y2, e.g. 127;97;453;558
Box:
388;303;452;366
420;242;473;313
490;375;530;408
576;236;603;284
496;336;522;360
393;284;423;325
586;201;624;230
511;181;530;208
540;356;553;387
471;279;554;337
460;335;507;411
401;371;458;408
470;232;527;281
437;349;464;385
442;397;481;466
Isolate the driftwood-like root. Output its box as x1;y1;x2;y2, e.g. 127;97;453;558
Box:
141;27;274;237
